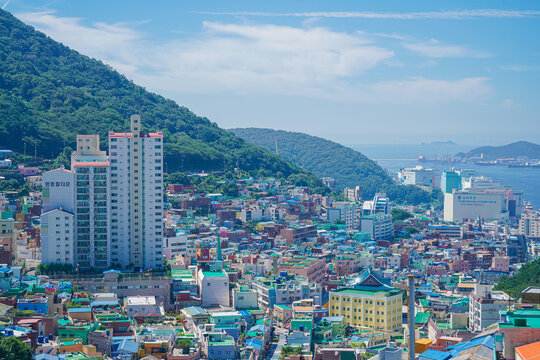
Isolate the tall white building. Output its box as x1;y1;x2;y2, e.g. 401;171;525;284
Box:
72;135;111;270
108;115;164;270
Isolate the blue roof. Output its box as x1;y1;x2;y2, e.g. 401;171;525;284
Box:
68;307;91;313
245;338;263;351
117;339;139;353
418;349;452;360
90;300;119;307
445;335;494;356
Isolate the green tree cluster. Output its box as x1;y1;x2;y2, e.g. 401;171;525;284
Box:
391;208;413;221
0;337;33;360
494;258;540;299
231;128;442;204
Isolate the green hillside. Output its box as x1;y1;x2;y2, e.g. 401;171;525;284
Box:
494;258;540;299
0;9;323;189
458;141;540;159
231;128;441;203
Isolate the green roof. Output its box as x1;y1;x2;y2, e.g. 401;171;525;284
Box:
203;271;226;277
415;312;431;324
274;304;292;310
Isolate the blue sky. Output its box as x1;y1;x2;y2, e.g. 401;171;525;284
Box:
4;0;540;145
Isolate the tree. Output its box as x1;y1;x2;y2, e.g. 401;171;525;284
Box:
176;339;192;354
391;208;413;221
0;337;33;360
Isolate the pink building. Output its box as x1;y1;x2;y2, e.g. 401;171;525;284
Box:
17;165;40;176
491;256;510;273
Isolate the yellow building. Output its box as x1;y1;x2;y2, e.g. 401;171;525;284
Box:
329;269;403;332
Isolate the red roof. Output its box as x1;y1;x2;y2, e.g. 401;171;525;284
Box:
73;161;109;167
147;313;161;317
17;319;41;324
133;313;147;317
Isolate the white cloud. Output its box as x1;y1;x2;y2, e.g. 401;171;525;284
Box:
499;64;540;72
404;39;491;58
197;9;540;20
15;11;491;105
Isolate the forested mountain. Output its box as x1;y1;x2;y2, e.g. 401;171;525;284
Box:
0;9;324;190
231;128;441;204
457;141;540;159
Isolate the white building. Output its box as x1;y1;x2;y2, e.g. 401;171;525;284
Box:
241;206;284;222
41;168;75;266
462;176;500;190
344;186;362;202
108;115;164;270
360;214;393;240
197;270;230;307
469;284;512;332
327;203;362;230
71;135;111;270
41;208;74;266
444;191;506;223
519;212;540;239
232;285;258;309
163;235;188;260
126;295;163;317
399;166;440;188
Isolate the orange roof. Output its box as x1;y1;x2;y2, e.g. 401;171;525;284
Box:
516;341;540;360
73;161;109;167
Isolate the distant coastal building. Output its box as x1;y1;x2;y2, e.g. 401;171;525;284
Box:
399;166;440;188
329;269;402;331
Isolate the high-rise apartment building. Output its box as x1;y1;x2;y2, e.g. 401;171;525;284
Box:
40;115;164;271
519;212;540;240
108;115;164;270
71;135;111;270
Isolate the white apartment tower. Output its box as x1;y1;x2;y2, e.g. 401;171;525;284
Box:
71;135;111;270
108;115;164;270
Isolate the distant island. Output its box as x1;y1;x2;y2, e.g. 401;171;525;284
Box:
457;141;540;160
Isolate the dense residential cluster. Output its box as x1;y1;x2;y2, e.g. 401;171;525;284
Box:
0;116;537;360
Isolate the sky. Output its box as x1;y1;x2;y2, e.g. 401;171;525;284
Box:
4;0;540;145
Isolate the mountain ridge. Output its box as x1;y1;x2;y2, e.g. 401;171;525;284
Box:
230;127;443;205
